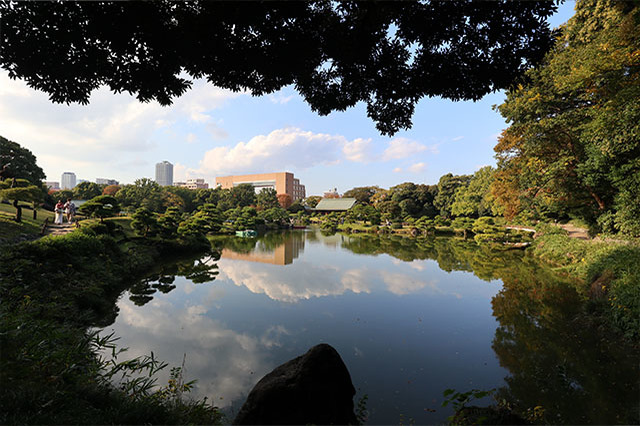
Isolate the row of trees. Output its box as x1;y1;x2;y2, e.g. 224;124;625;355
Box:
339;166;497;223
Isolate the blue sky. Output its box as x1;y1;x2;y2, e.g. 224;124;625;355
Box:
0;2;574;196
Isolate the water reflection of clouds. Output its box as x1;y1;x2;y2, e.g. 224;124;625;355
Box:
217;255;448;302
391;258;429;271
217;259;372;302
379;270;439;295
111;298;277;406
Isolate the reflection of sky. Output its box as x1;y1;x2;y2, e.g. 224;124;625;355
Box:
103;233;507;424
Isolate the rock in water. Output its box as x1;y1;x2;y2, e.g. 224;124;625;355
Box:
233;343;358;425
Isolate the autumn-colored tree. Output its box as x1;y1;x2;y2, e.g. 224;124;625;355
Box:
277;193;292;209
494;0;640;234
102;184;121;196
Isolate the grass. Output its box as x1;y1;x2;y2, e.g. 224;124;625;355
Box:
0;230;223;424
531;230;640;339
0;202;55;239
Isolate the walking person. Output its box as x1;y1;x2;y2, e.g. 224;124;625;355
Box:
54;200;64;224
64;198;76;223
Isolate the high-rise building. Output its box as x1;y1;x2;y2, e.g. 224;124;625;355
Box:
155;161;173;186
215;172;306;201
61;172;76;189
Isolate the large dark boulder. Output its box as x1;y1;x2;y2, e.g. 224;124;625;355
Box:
233;343;358;425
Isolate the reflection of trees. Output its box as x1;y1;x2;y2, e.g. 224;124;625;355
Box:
128;249;221;306
342;233;639;424
491;270;639;424
341;235;526;281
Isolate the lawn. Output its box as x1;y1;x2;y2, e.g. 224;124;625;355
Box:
0;202;54;239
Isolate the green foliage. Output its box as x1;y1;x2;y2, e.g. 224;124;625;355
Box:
302;195;322;209
158;206;182;239
258;207;289;229
164;185;198;213
0;178;44;222
0;135;45;184
531;233;640;338
116;178;164;212
73;181;102;200
451;217;475;238
0;233;222;424
178;204;223;237
473;217;531;245
256;187;279;210
342;186;380;205
79;195;120;222
194;187;222;207
451;166;497;218
494;1;640;235
355;394;369;425
434;174;471;218
131;207;158;237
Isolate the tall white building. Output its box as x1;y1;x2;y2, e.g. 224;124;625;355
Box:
61;172;76;189
155;161;173;186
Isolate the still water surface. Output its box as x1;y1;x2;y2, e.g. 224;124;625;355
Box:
103;230;638;424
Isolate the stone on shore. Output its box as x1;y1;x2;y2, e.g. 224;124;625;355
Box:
233;343;358;425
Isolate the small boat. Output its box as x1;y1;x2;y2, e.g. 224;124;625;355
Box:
292;225;307;229
236;229;258;237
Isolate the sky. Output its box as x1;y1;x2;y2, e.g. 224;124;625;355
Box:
0;2;575;196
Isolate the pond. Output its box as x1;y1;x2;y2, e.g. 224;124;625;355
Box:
101;230;639;424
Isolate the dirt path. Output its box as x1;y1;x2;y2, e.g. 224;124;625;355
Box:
44;223;76;236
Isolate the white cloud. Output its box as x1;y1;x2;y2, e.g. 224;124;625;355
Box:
452;136;464;142
393;167;403;173
408;162;426;173
190;127;355;180
0;71;243;182
268;92;294;105
342;138;373;163
382;137;428;160
186;133;197;144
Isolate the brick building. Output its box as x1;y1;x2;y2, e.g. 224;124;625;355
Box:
215;172;306;201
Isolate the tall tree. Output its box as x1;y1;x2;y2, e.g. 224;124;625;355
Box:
73;181;102;200
115;178;164;212
342;186;380;205
451;166;497;217
434;173;471;218
78;195;120;222
0;1;557;135
256;188;279;210
0;178;43;222
494;0;640;234
0;136;45;184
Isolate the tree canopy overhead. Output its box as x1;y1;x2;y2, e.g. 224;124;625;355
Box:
0;1;558;135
